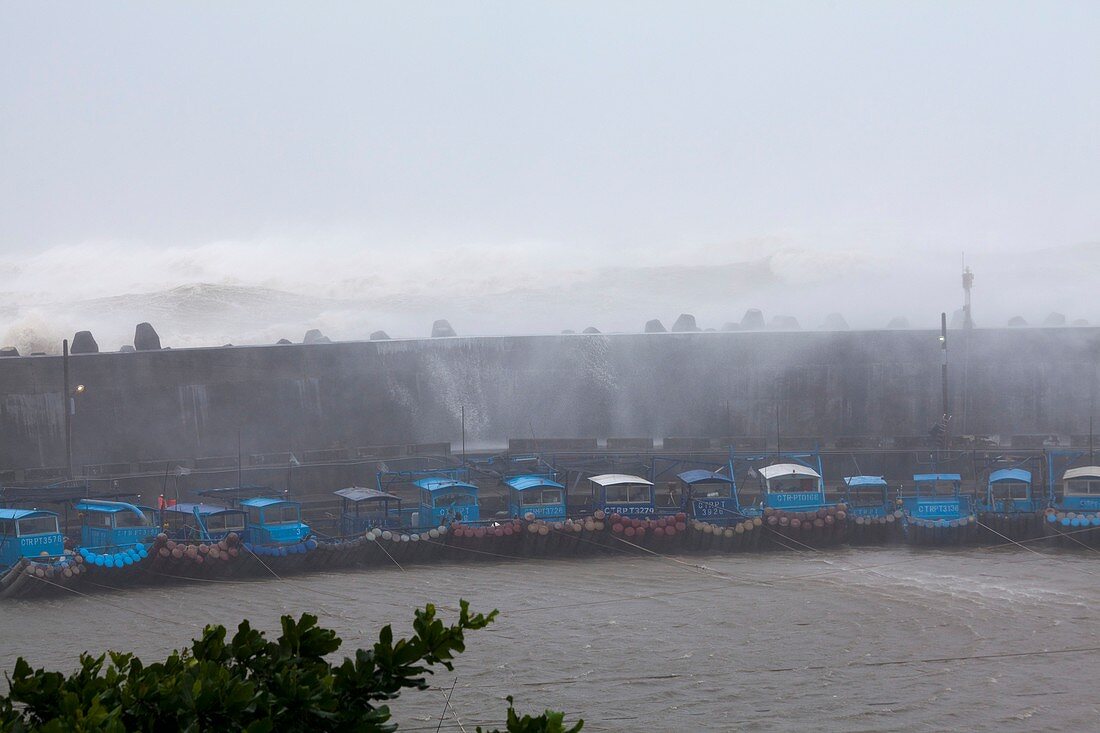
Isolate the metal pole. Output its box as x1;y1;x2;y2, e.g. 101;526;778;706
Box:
941;312;949;447
775;403;781;459
237;429;242;490
63;338;72;480
461;405;466;467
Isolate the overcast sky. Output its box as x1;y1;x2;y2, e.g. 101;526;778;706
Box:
1;2;1099;347
3;1;1098;254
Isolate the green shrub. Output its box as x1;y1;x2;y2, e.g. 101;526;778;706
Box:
0;600;581;733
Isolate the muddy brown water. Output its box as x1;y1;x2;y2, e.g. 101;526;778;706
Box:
1;548;1097;731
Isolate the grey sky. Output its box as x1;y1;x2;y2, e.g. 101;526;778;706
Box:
2;2;1099;351
3;1;1098;255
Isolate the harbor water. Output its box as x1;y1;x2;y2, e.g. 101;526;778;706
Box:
1;547;1097;731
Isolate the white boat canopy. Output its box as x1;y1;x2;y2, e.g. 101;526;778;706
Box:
1062;466;1100;481
758;463;822;481
588;473;654;487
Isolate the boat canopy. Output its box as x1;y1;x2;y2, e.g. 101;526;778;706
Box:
588;474;654;487
74;499;146;518
1063;466;1100;482
759;463;821;481
0;508;54;521
844;476;887;487
504;475;565;491
240;497;299;508
413;478;478;493
989;468;1031;484
677;470;734;485
335;487;400;503
913;473;962;483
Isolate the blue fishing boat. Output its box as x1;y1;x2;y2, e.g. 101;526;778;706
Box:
335;487;403;535
843;476;901;544
677;469;762;551
229;496;320;573
69;499;156;581
758;462;827;512
414;476;481;525
0;508;85;598
505;474;567;520
900;473;976;545
753;462;848;546
75;499;159;551
1044;465;1100;545
725;450;848;546
0;508;64;567
588;474;656;517
678;469;739;524
162;502;247;542
976;468;1043;541
239;497;310;545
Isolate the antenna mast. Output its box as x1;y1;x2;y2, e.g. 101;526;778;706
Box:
962;262;974;330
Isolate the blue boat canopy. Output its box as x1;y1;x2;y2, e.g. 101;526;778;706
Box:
989;468;1031;484
335;487;400;502
164;502;239;516
240;497;300;508
844;476;888;487
74;499;145;517
504;475;565;491
0;508;55;521
677;469;734;485
413;478;478;493
913;473;962;483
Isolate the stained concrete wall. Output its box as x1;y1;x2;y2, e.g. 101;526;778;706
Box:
0;328;1097;472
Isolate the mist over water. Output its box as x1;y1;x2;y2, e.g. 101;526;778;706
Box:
2;238;1097;354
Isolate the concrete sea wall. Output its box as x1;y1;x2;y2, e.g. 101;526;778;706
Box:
0;328;1097;475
